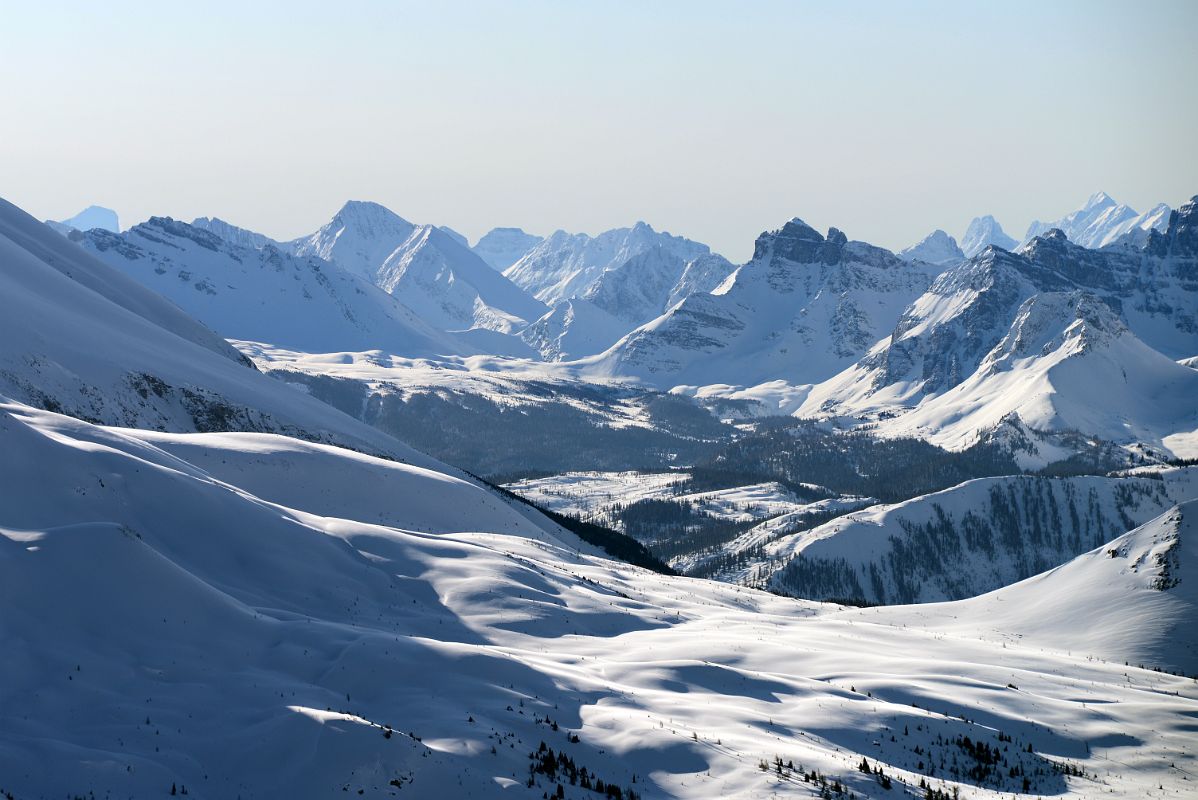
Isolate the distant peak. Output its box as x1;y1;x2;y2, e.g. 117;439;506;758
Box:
752;217;835;262
1084;190;1115;209
333;200;409;226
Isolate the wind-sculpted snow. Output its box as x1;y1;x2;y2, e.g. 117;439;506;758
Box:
765;469;1198;606
2;399;1195;799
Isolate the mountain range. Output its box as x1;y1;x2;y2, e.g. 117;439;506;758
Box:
4;186;1198;798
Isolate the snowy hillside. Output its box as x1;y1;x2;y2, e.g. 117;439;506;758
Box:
503;222;711;306
960;215;1016;257
78;217;467;358
764;468;1198;605
591;219;941;389
472;226;543;270
1022;191;1170;249
291;201;545;334
874;500;1198;674
3;397;1195;799
898;230;965;266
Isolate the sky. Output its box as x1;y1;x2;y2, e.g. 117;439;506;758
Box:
2;0;1196;261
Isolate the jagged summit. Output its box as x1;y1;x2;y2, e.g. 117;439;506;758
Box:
191;216;276;249
1023;191;1170;249
961;214;1017;257
503;222;710;305
751;218;845;264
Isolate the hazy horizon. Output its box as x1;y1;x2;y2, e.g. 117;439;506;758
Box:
4;0;1196;261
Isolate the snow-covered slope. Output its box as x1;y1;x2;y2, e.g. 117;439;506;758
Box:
1022;191;1170;249
590;220;941;389
584;248;736;324
191;216;277;249
471;226;543;270
874;500;1198;674
292;201;545;333
898;229;965;266
960;215;1017;257
503;222;711;306
47;204;120;233
373;223;547;333
764;468;1198;605
522;249;737;361
4;397;1195;799
518;298;632;361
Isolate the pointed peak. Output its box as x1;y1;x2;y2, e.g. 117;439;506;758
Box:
333;200;410;227
1085;191;1115;209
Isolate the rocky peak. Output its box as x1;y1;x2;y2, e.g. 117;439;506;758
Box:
752;218;841;264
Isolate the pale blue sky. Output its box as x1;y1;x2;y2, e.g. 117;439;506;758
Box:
2;0;1195;260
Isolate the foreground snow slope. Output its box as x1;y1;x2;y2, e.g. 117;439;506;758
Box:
2;398;1195;799
869;500;1198;675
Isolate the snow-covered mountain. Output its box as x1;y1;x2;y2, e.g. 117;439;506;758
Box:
590;219;942;389
503;221;711;306
46;204;120;234
898;229;965;266
191;216;277;249
78;217;466;358
6;191;1198;799
873;291;1198;463
764;468;1198;605
1023;191;1170;249
0;195;462;452
471;226;543;270
804;200;1198;463
291;201;545;334
881;499;1198;674
521;248;737;361
960;214;1017;257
